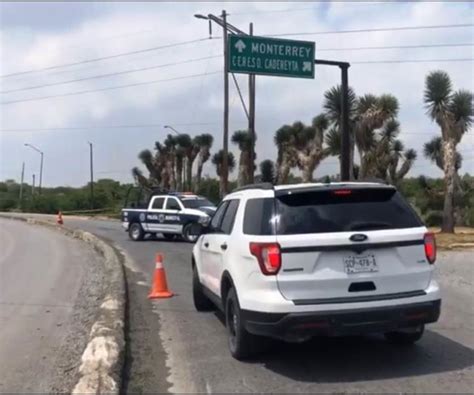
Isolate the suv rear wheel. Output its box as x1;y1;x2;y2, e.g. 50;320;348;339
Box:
225;287;260;360
129;223;144;241
192;265;214;311
384;324;424;345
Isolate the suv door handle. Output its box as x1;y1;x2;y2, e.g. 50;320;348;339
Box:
204;242;209;248
220;243;227;251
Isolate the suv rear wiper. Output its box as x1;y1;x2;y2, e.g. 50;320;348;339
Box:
349;221;392;231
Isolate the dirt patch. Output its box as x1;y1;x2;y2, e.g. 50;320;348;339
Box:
429;227;474;250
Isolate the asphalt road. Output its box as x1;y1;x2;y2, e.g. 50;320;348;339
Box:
0;218;105;393
4;214;474;393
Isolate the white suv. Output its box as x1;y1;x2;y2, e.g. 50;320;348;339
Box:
191;182;441;359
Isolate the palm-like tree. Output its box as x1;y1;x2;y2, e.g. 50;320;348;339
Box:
193;134;214;192
232;130;254;187
274;124;296;184
323;85;357;178
424;70;473;232
212;150;236;178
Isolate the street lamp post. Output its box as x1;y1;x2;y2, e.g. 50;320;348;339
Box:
24;143;44;194
163;125;181;135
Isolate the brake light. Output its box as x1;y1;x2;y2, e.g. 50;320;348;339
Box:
333;189;352;195
249;242;281;275
424;232;436;264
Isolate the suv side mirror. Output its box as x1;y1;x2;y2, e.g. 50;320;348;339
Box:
188;223;208;237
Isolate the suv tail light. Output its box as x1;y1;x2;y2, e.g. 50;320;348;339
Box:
424;232;436;264
249;242;281;275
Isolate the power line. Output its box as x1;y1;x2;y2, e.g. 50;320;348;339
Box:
0;55;222;94
352;58;473;64
0;37;214;79
319;43;474;52
0;122;221;132
268;23;474;37
0;70;221;105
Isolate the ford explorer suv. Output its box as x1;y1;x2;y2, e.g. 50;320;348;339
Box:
122;191;216;242
190;182;441;359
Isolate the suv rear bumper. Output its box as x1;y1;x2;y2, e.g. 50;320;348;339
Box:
241;299;441;341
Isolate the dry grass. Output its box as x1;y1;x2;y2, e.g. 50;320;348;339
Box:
428;227;474;250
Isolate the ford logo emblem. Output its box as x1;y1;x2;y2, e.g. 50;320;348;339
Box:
350;234;368;242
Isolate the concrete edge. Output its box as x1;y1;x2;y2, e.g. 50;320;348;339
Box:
0;215;126;394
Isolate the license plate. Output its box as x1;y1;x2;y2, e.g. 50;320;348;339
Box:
344;255;378;274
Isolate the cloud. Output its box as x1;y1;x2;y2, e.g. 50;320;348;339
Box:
0;1;473;186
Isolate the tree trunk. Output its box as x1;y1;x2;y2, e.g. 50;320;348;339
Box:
167;159;176;191
186;158;193;191
176;158;183;191
279;157;291;184
349;131;355;180
442;138;456;233
195;155;204;192
237;152;247;188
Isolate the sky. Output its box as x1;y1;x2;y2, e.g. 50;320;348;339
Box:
0;1;473;187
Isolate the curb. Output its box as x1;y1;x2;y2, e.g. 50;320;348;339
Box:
0;215;126;394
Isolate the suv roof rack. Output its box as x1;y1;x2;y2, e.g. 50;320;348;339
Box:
232;183;274;193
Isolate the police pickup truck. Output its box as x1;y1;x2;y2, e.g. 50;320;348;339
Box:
122;191;216;242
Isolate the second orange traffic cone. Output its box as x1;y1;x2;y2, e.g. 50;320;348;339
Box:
148;253;173;299
57;211;64;225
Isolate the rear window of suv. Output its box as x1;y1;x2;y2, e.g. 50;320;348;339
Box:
243;187;422;235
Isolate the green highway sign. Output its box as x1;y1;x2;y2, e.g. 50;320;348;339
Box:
228;35;315;79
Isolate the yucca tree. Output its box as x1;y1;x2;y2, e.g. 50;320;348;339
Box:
212;149;236;179
138;149;161;186
163;134;177;191
323;85;357;178
424;70;473;232
174;134;194;191
291;115;329;182
154;142;170;189
193;133;214;192
231;130;254;187
274;124;296;184
424;136;463;193
131;167;151;189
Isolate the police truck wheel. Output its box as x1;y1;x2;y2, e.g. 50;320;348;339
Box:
192;265;214;312
182;223;198;243
129;223;144;241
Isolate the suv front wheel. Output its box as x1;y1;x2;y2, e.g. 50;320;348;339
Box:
225;287;260;360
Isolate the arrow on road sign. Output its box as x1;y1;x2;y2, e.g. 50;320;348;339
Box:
235;40;246;53
302;61;312;72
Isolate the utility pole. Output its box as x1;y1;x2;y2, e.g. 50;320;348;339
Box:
340;64;351;181
88;142;94;209
19;162;25;208
313;60;351;181
221;9;230;196
248;22;256;184
24;143;44;194
32;174;36;197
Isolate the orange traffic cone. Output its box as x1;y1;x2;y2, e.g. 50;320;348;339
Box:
57;211;63;225
148;253;173;299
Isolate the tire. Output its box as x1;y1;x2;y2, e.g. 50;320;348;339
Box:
128;222;144;241
225;287;260;360
162;233;176;241
182;223;198;243
384;324;425;345
192;265;214;312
